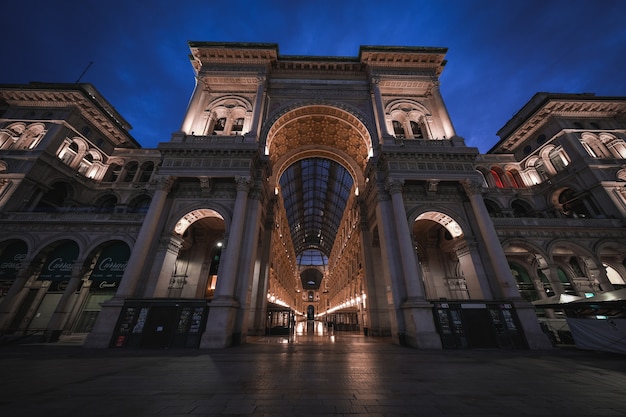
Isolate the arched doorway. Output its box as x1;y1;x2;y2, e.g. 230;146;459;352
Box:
263;105;372;338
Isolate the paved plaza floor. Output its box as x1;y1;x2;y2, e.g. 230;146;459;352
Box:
1;329;626;417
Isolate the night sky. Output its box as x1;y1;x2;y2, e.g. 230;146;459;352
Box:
3;0;625;152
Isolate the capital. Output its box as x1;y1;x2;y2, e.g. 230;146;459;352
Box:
155;176;176;192
235;176;252;192
386;179;405;195
460;179;483;196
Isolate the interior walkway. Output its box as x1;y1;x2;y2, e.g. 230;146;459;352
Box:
1;324;626;416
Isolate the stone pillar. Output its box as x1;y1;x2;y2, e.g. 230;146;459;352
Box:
454;241;493;299
386;179;442;349
250;199;275;335
246;75;267;141
0;262;36;330
44;262;86;340
149;234;185;298
373;184;404;340
180;79;207;135
84;176;175;348
387;179;426;299
429;80;456;139
370;76;390;139
461;179;519;299
462;179;552;349
201;176;251;348
358;199;389;336
233;185;263;343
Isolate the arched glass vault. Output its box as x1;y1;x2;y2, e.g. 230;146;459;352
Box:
279;158;354;259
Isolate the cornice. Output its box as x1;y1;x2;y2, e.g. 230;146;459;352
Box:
493;96;626;153
0;88;137;148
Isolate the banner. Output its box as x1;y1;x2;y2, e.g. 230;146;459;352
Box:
0;241;27;280
89;242;130;290
38;242;78;281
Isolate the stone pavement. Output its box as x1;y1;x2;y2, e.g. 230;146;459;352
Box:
1;331;626;417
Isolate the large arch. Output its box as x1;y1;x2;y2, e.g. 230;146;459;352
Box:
264;105;373;172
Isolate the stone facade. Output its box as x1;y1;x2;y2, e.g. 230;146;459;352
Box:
0;42;624;349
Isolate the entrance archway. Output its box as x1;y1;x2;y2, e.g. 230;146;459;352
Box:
264;105;372;335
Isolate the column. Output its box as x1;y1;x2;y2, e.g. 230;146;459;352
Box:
201;176;251;348
386;179;441;349
44;262;85;341
429;80;456;139
462;179;552;349
148;234;185;298
373;184;404;340
246;75;266;141
233;184;263;343
387;179;425;299
0;263;36;330
84;176;175;348
370;76;390;140
454;241;494;299
358;199;390;336
119;176;175;297
250;199;275;335
180;79;207;135
461;179;519;299
213;176;251;300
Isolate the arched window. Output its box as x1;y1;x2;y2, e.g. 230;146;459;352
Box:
510;263;539;302
392;120;405;138
128;195;151;213
558;189;592;218
548;147;569;171
232;117;244;133
601;134;626;159
511;199;535;218
212;117;226;134
104;164;122;182
59;141;79;165
506;171;523;188
484;199;503;217
19;124;45;149
410;121;423;138
78;153;94;176
138;161;155;182
581;133;610;158
95;195;118;212
122;162;138;182
490;168;505;188
557;267;577;295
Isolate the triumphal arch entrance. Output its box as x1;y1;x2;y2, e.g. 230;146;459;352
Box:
86;42;550;350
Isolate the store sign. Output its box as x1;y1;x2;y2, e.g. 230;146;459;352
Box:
89;243;130;290
38;242;78;281
0;242;28;280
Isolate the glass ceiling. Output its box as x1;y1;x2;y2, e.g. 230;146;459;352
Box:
279;158;354;258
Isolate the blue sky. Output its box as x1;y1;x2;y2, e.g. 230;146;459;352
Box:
3;0;625;152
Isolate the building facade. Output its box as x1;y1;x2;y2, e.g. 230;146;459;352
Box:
0;42;624;349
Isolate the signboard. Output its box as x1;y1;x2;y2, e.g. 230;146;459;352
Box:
89;242;130;290
0;241;27;280
38;242;78;282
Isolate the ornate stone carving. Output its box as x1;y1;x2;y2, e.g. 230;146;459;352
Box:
460;179;483;196
386;178;404;194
